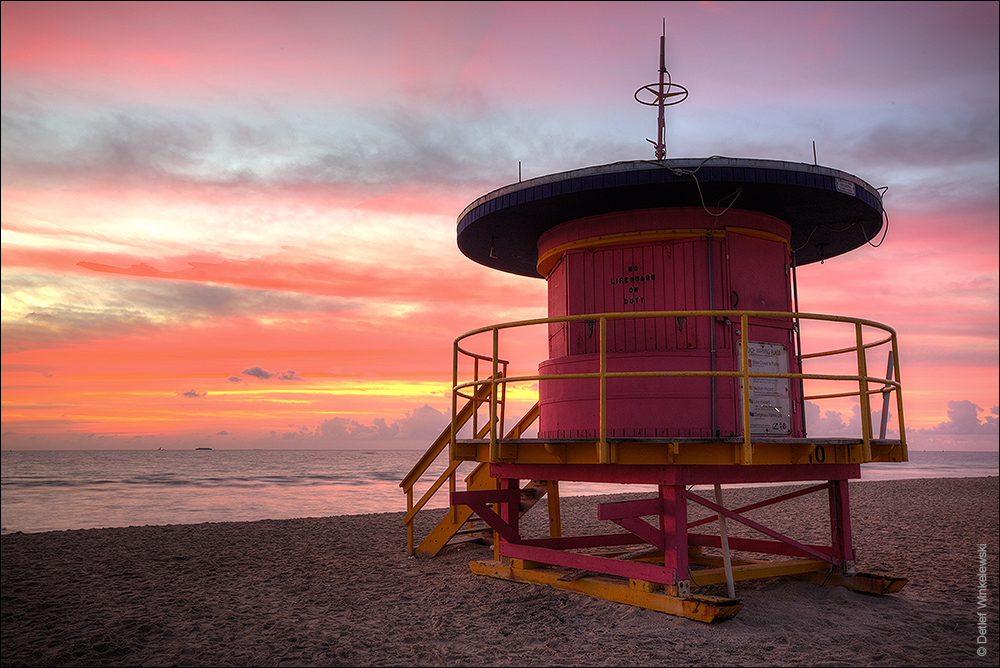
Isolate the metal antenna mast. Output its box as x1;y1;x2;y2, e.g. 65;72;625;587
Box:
635;21;687;159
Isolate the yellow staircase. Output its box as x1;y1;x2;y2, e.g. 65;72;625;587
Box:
400;375;551;558
410;462;495;558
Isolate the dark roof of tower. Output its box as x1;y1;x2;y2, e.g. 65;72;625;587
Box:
457;157;885;277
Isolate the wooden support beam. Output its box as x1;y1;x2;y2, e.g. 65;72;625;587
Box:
470;560;742;623
688;559;828;586
791;570;907;595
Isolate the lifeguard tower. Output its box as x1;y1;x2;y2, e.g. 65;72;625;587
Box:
400;30;907;622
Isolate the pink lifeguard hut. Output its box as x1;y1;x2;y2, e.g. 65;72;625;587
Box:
401;30;907;622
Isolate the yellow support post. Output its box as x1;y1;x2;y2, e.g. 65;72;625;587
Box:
405;488;414;556
451;340;459;459
892;333;908;460
855;321;872;462
490;327;499;463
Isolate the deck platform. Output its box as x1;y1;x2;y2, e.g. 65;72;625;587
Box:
452;436;906;467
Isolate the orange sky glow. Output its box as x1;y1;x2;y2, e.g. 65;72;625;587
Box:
2;1;997;451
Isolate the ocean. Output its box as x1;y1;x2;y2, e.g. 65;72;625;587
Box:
2;449;997;535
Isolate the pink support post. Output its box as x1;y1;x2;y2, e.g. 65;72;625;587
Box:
500;477;520;549
660;484;688;584
828;478;854;570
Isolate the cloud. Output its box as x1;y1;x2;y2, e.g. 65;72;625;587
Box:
227;376;242;382
316;404;446;443
805;402;854;436
1;270;356;352
918;400;999;436
0;93;640;209
71;233;543;311
804;401;901;439
392;404;449;440
848;108;999;172
242;367;301;381
318;416;398;441
181;390;205;398
807;399;1000;448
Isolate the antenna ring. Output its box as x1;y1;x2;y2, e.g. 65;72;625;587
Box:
634;83;689;106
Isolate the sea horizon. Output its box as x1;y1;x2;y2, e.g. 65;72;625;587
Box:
2;448;997;535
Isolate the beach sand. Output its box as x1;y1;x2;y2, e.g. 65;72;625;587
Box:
2;476;997;667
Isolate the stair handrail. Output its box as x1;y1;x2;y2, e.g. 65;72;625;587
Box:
400;377;495;494
400;368;510;556
401;401;541;557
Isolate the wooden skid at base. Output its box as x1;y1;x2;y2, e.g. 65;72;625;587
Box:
469;560;742;623
791;570;908;594
688;558;829;586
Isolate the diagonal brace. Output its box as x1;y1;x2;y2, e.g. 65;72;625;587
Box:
687;483;828;529
451;489;522;544
598;496;669;555
611;517;667;552
686;490;834;564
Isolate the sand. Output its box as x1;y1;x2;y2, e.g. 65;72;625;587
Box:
2;476;997;667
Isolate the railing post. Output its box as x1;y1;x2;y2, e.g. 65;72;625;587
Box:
855;321;872;462
879;350;894;439
892;332;907;460
449;470;457;524
490;327;499;462
452;342;459;459
472;356;479;439
599;316;609;464
499;360;508;438
406;488;414;556
740;314;752;465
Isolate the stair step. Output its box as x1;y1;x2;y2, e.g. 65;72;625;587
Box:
445;535;492;547
452;527;493;536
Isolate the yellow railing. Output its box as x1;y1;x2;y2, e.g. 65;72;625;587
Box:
452;310;906;465
455;345;509;447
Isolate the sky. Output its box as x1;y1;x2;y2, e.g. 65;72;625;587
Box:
2;1;997;452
